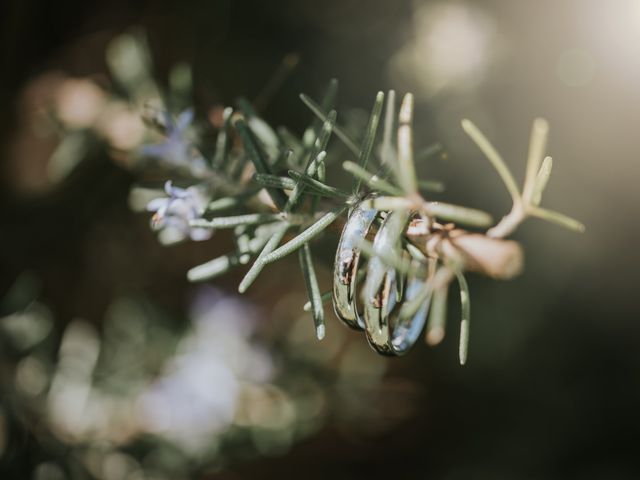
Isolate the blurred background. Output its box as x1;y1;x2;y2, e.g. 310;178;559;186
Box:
1;0;639;478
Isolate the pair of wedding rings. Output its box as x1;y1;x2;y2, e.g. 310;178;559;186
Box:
332;196;430;356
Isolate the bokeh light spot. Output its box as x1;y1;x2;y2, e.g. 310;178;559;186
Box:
556;49;595;87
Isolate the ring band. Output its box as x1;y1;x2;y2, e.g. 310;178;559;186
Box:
332;197;379;330
362;212;429;355
388;262;431;354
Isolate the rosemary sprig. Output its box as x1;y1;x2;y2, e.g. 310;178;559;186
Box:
131;80;585;362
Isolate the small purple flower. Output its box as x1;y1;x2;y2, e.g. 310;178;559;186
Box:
146;181;212;244
140;108;208;175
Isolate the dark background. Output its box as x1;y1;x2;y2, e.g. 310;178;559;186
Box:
1;0;639;478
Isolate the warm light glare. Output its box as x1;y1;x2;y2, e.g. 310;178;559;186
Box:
390;2;499;96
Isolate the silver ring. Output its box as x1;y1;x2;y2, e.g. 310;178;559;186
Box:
388;263;431;354
362;212;429;356
332;197;379;330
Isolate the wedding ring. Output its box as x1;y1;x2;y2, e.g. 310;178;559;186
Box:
332;197;379;330
387;264;431;354
362;212;429;355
